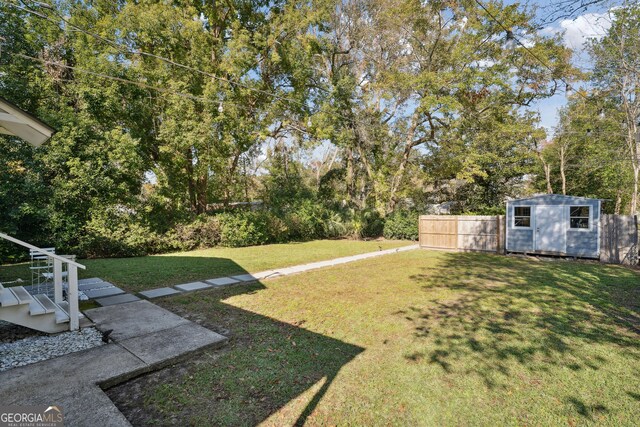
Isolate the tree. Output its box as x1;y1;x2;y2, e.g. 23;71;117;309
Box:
311;0;575;214
535;96;632;213
588;3;640;214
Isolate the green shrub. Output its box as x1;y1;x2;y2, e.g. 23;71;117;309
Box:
322;212;350;239
217;211;269;247
284;201;326;241
383;210;418;240
78;207;158;257
348;208;384;239
162;215;222;251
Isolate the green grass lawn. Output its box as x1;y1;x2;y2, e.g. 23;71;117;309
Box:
0;239;410;293
106;250;640;426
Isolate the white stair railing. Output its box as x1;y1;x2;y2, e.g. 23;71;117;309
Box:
0;232;86;330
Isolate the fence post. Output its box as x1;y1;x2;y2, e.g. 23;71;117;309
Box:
53;258;63;304
68;264;79;331
497;215;506;254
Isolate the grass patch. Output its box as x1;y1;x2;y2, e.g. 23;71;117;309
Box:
0;239;410;293
109;251;640;425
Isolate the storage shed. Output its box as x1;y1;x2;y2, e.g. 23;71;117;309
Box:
506;195;601;258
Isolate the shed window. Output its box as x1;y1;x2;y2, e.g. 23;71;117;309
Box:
514;206;531;227
570;206;590;229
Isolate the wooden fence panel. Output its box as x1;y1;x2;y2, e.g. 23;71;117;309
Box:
419;216;458;249
419;213;636;264
419;215;500;252
457;216;498;252
600;214;638;265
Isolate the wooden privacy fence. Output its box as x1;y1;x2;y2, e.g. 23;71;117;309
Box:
419;215;505;253
419;214;638;264
600;214;638;265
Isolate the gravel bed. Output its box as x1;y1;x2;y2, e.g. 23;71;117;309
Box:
0;324;104;372
0;320;47;343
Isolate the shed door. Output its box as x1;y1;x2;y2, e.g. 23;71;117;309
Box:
535;206;566;253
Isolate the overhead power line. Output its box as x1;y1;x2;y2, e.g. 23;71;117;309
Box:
4;0;597;143
5;0;309;109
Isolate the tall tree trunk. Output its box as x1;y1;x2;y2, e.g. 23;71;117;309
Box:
560;145;567;195
185;148;197;213
614;189;622;215
544;163;553;194
632;164;639;215
346;147;355;204
535;148;553;194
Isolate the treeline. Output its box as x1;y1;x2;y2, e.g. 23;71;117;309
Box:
534;6;640;214
0;0;636;260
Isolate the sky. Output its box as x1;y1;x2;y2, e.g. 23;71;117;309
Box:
525;0;617;135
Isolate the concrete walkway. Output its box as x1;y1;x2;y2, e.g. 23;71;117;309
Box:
139;244;420;300
0;300;226;426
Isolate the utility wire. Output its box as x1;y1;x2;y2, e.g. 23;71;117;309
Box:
6;0;308;109
4;0;595;142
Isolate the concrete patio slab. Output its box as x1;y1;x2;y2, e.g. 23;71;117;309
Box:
85;300;189;341
118;322;226;365
230;273;258;282
139;287;182;299
174;281;212;292
84;286;125;299
95;293;140;307
0;300;228;426
205;277;240;286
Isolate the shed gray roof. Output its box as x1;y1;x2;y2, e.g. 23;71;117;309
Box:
507;194;602;203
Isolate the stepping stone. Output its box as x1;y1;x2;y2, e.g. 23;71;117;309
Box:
79;281;115;291
95;293;140;307
78;277;104;285
230;274;258;282
83;286;125;299
139;287;182;299
205;277;240;287
174;281;212;292
252;270;282;280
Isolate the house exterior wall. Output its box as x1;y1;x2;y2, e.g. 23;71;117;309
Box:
506;195;601;258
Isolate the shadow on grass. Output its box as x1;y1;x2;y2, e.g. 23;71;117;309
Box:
403;252;640;406
106;263;363;426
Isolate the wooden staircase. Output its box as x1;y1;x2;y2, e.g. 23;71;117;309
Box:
0;284;82;333
0;232;86;332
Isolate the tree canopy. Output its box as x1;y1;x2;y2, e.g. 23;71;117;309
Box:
1;0;634;258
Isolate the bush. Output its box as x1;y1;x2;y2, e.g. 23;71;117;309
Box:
284;201;326;241
348;208;384;239
322;212;350;239
383;210;418;240
163;215;222;251
78;207;158;258
217;211;269;247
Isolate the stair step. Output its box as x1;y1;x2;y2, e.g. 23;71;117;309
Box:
10;286;33;305
0;287;20;307
33;294;57;315
54;305;70;324
56;301;85;320
29;296;47;316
